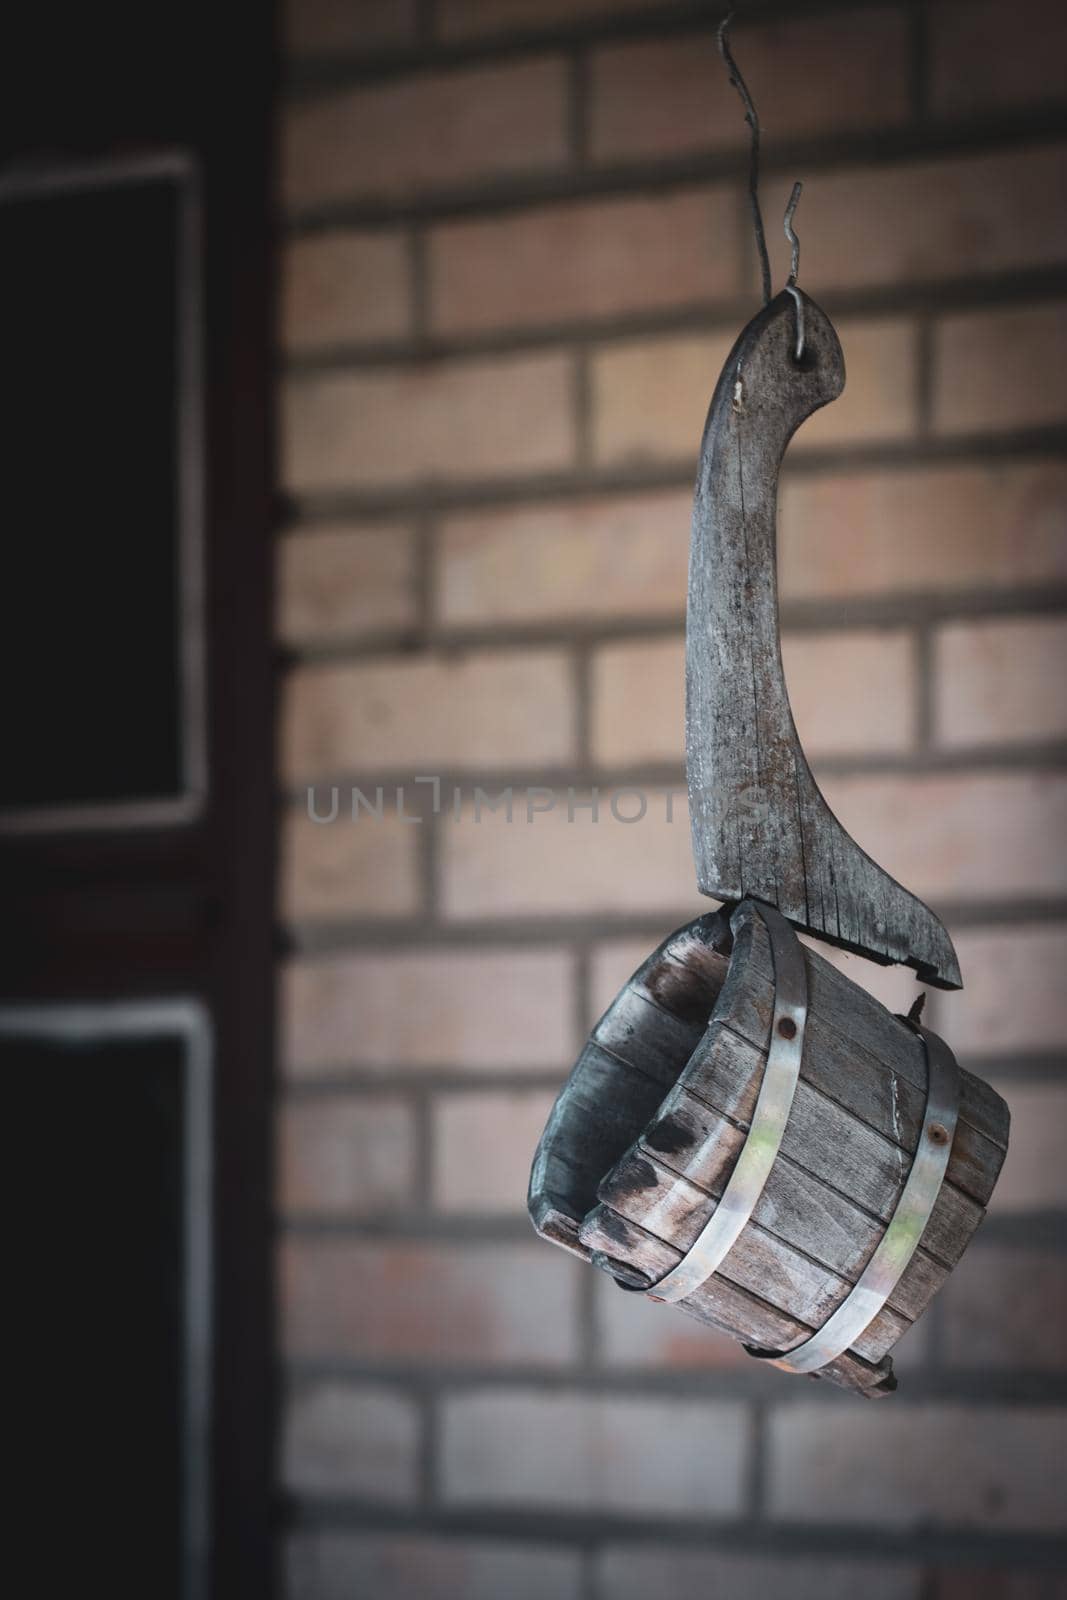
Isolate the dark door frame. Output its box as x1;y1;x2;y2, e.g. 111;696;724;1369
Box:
0;7;277;1595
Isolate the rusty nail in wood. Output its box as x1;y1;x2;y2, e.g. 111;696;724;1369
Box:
777;1016;797;1039
928;1122;950;1145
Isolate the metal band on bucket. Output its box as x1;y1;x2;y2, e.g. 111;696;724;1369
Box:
756;1022;960;1375
645;899;807;1305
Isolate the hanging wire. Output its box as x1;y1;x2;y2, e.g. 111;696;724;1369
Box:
783;180;806;361
717;13;772;306
718;15;809;359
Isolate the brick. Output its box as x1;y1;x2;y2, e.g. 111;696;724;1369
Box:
796;319;917;449
282;57;569;211
280;1238;579;1364
282;946;574;1073
441;789;699;921
277;1094;415;1217
934;615;1067;747
762;144;1067;295
282;1382;419;1502
437;0;663;38
933;302;1067;435
988;1084;1067;1211
279;807;420;921
822;771;1067;904
285;1533;582;1600
436;489;691;629
277;524;418;647
593;1272;752;1371
590;10;908;164
779;461;1067;600
930;0;1067;116
591;320;915;467
948;924;1067;1057
279;647;575;780
591;636;683;768
768;1404;1067;1529
433;1088;557;1213
591;331;731;468
596;1549;921;1600
591;629;915;768
282;350;574;493
428;188;739;336
441;1389;750;1515
281;231;411;353
942;1246;1067;1370
282;0;417;58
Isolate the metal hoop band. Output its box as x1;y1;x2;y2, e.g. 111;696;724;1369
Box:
759;1023;960;1374
645;899;807;1305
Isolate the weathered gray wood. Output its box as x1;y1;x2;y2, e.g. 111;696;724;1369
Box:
710;909;1008;1204
600;959;997;1270
528;1039;671;1259
593;1147;915;1361
640;932;732;1023
638;1077;981;1271
528;910;732;1261
580;1205;896;1397
744;927;1009;1156
614;1117;951;1320
667;1048;986;1269
528;901;1009;1395
595;987;704;1087
686;289;961;988
591;906;995;1354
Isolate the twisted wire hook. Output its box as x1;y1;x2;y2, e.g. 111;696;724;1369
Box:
784;180;802;284
783;180;805;361
717;13;772;306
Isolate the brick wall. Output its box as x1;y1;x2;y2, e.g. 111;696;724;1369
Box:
275;2;1067;1595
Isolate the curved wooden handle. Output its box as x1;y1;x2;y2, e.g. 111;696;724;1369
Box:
686;289;961;989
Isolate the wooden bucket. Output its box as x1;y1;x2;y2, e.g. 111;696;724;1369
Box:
528;900;1009;1396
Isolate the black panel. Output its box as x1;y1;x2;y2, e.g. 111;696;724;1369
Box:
1;3;277;1594
0;176;183;809
3;1031;186;1598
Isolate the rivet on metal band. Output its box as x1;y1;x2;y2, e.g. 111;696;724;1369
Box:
644;899;807;1305
757;1023;960;1375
